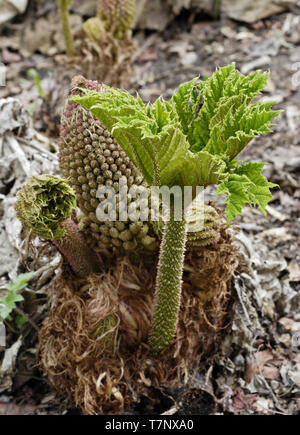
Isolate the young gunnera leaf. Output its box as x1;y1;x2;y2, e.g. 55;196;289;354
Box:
15;175;76;240
71;63;280;220
70;87;226;191
217;162;278;223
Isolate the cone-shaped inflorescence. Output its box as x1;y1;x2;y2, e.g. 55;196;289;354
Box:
59;76;157;252
97;0;136;38
15;175;100;278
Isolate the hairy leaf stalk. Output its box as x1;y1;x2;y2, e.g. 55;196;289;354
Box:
57;0;75;57
149;215;187;354
52;218;101;278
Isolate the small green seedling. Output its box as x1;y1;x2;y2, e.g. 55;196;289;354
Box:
0;272;34;330
27;68;46;99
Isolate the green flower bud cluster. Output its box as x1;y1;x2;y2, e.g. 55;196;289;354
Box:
59;76;156;251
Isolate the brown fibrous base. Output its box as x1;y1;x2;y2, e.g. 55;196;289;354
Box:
37;226;239;414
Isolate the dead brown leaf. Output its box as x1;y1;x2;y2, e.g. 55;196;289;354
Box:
245;349;286;382
279;317;300;332
0;401;39;415
261;366;280;380
288;261;300;282
137;49;158;62
233;390;258;413
1;48;22;64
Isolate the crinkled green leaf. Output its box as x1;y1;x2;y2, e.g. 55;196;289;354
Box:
170;77;205;142
71;64;280;220
223;68;270;99
217;162;278;223
175;151;227;187
172;63;273;154
234;162;278;212
216;174;250;223
71;88;223;189
205;99;280;159
188;63;236;151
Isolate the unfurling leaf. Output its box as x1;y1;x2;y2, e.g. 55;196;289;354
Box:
71;63;280;219
217;162;278;223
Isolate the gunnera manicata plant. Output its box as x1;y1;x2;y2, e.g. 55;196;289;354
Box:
56;0;136;87
16;64;280;414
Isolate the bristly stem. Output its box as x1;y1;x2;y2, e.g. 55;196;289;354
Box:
57;0;75;57
52;218;101;278
213;0;221;20
149;213;187;354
